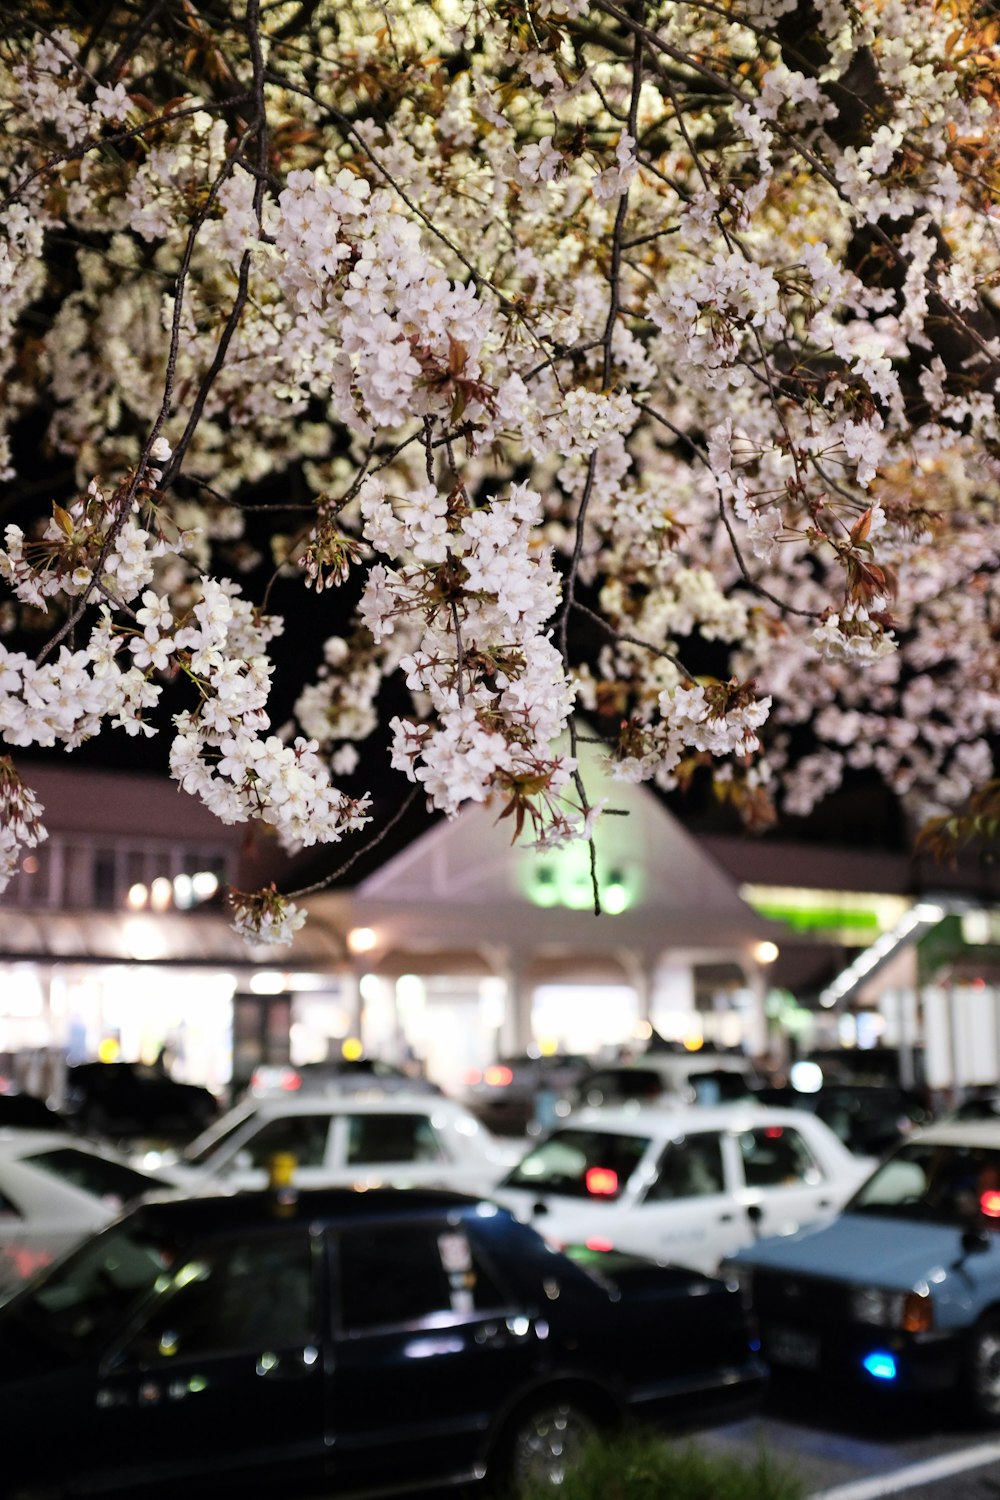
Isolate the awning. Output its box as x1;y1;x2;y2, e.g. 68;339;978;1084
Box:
0;907;346;970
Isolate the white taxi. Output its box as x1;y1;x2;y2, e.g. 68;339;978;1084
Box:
0;1129;165;1296
492;1103;874;1275
142;1093;519;1195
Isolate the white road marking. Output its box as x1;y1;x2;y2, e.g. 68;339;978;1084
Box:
808;1440;1000;1500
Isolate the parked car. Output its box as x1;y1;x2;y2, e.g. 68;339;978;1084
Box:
0;1089;69;1132
493;1103;873;1275
723;1118;1000;1417
0;1185;766;1498
247;1057;441;1099
565;1051;761;1113
464;1052;594;1136
64;1061;221;1143
0;1129;166;1298
142;1093;519;1194
751;1082;930;1157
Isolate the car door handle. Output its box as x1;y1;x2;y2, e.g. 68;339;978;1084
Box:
718;1212;735;1222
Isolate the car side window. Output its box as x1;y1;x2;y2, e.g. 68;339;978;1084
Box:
0;1185;22;1218
344;1113;445;1166
737;1126;824;1188
238;1115;330;1169
115;1234;315;1366
337;1225;503;1332
644;1134;726;1201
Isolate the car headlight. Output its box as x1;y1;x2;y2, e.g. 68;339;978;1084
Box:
849;1285;933;1332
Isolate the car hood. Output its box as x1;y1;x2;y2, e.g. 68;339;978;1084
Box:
736;1211;970;1288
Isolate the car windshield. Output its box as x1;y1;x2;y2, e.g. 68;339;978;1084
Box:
501;1128;651;1200
848;1141;1000;1226
182;1113;252;1165
11;1219;179;1356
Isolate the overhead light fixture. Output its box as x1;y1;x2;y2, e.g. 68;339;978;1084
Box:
347;926;377;954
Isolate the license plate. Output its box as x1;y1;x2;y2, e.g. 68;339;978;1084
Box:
767;1324;820;1370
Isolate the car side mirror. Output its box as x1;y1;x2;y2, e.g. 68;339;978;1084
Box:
961;1225;991;1258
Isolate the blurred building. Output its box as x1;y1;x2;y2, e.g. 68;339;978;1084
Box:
0;764;343;1102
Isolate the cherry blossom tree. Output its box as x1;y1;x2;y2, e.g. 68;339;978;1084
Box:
1;0;998;941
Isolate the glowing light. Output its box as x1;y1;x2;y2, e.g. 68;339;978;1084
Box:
790;1061;824;1094
347;926;377;954
342;1036;364;1061
191;870;219;900
127;882;148;910
484;1065;514;1087
150;876;173;912
123;916;169;960
585;1237;614;1252
173;874;193;908
753;940;780;964
603;872;629;915
249;971;286;994
981;1191;1000;1218
21;854;39;875
683;1035;704;1052
98;1037;120;1063
585;1167;619;1196
862;1352;897;1381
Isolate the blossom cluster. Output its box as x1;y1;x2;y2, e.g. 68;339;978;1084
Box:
1;0;1000;935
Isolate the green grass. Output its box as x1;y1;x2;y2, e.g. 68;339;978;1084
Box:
511;1427;805;1500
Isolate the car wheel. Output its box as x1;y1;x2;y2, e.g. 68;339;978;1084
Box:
498;1396;599;1491
966;1314;1000;1418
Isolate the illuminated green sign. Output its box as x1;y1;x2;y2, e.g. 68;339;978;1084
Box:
526;849;633;913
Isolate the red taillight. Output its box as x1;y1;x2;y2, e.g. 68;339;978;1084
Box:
280;1069;302;1091
465;1068;483;1086
982;1190;1000;1218
585;1237;614;1252
585;1166;618;1196
484;1065;514;1087
764;1126;784;1139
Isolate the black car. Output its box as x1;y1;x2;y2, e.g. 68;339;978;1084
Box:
464;1052;594;1136
0;1187;766;1499
0;1090;69;1132
751;1083;930;1157
63;1062;220;1143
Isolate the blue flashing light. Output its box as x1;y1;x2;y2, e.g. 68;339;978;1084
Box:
862;1351;898;1381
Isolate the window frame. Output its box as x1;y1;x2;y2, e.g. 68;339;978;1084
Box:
106;1228;321;1371
640;1131;728;1204
331;1218;514;1338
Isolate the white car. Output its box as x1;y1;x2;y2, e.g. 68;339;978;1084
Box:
0;1129;166;1297
492;1104;875;1275
142;1093;520;1195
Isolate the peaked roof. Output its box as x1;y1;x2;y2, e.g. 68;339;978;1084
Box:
309;738;776;970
